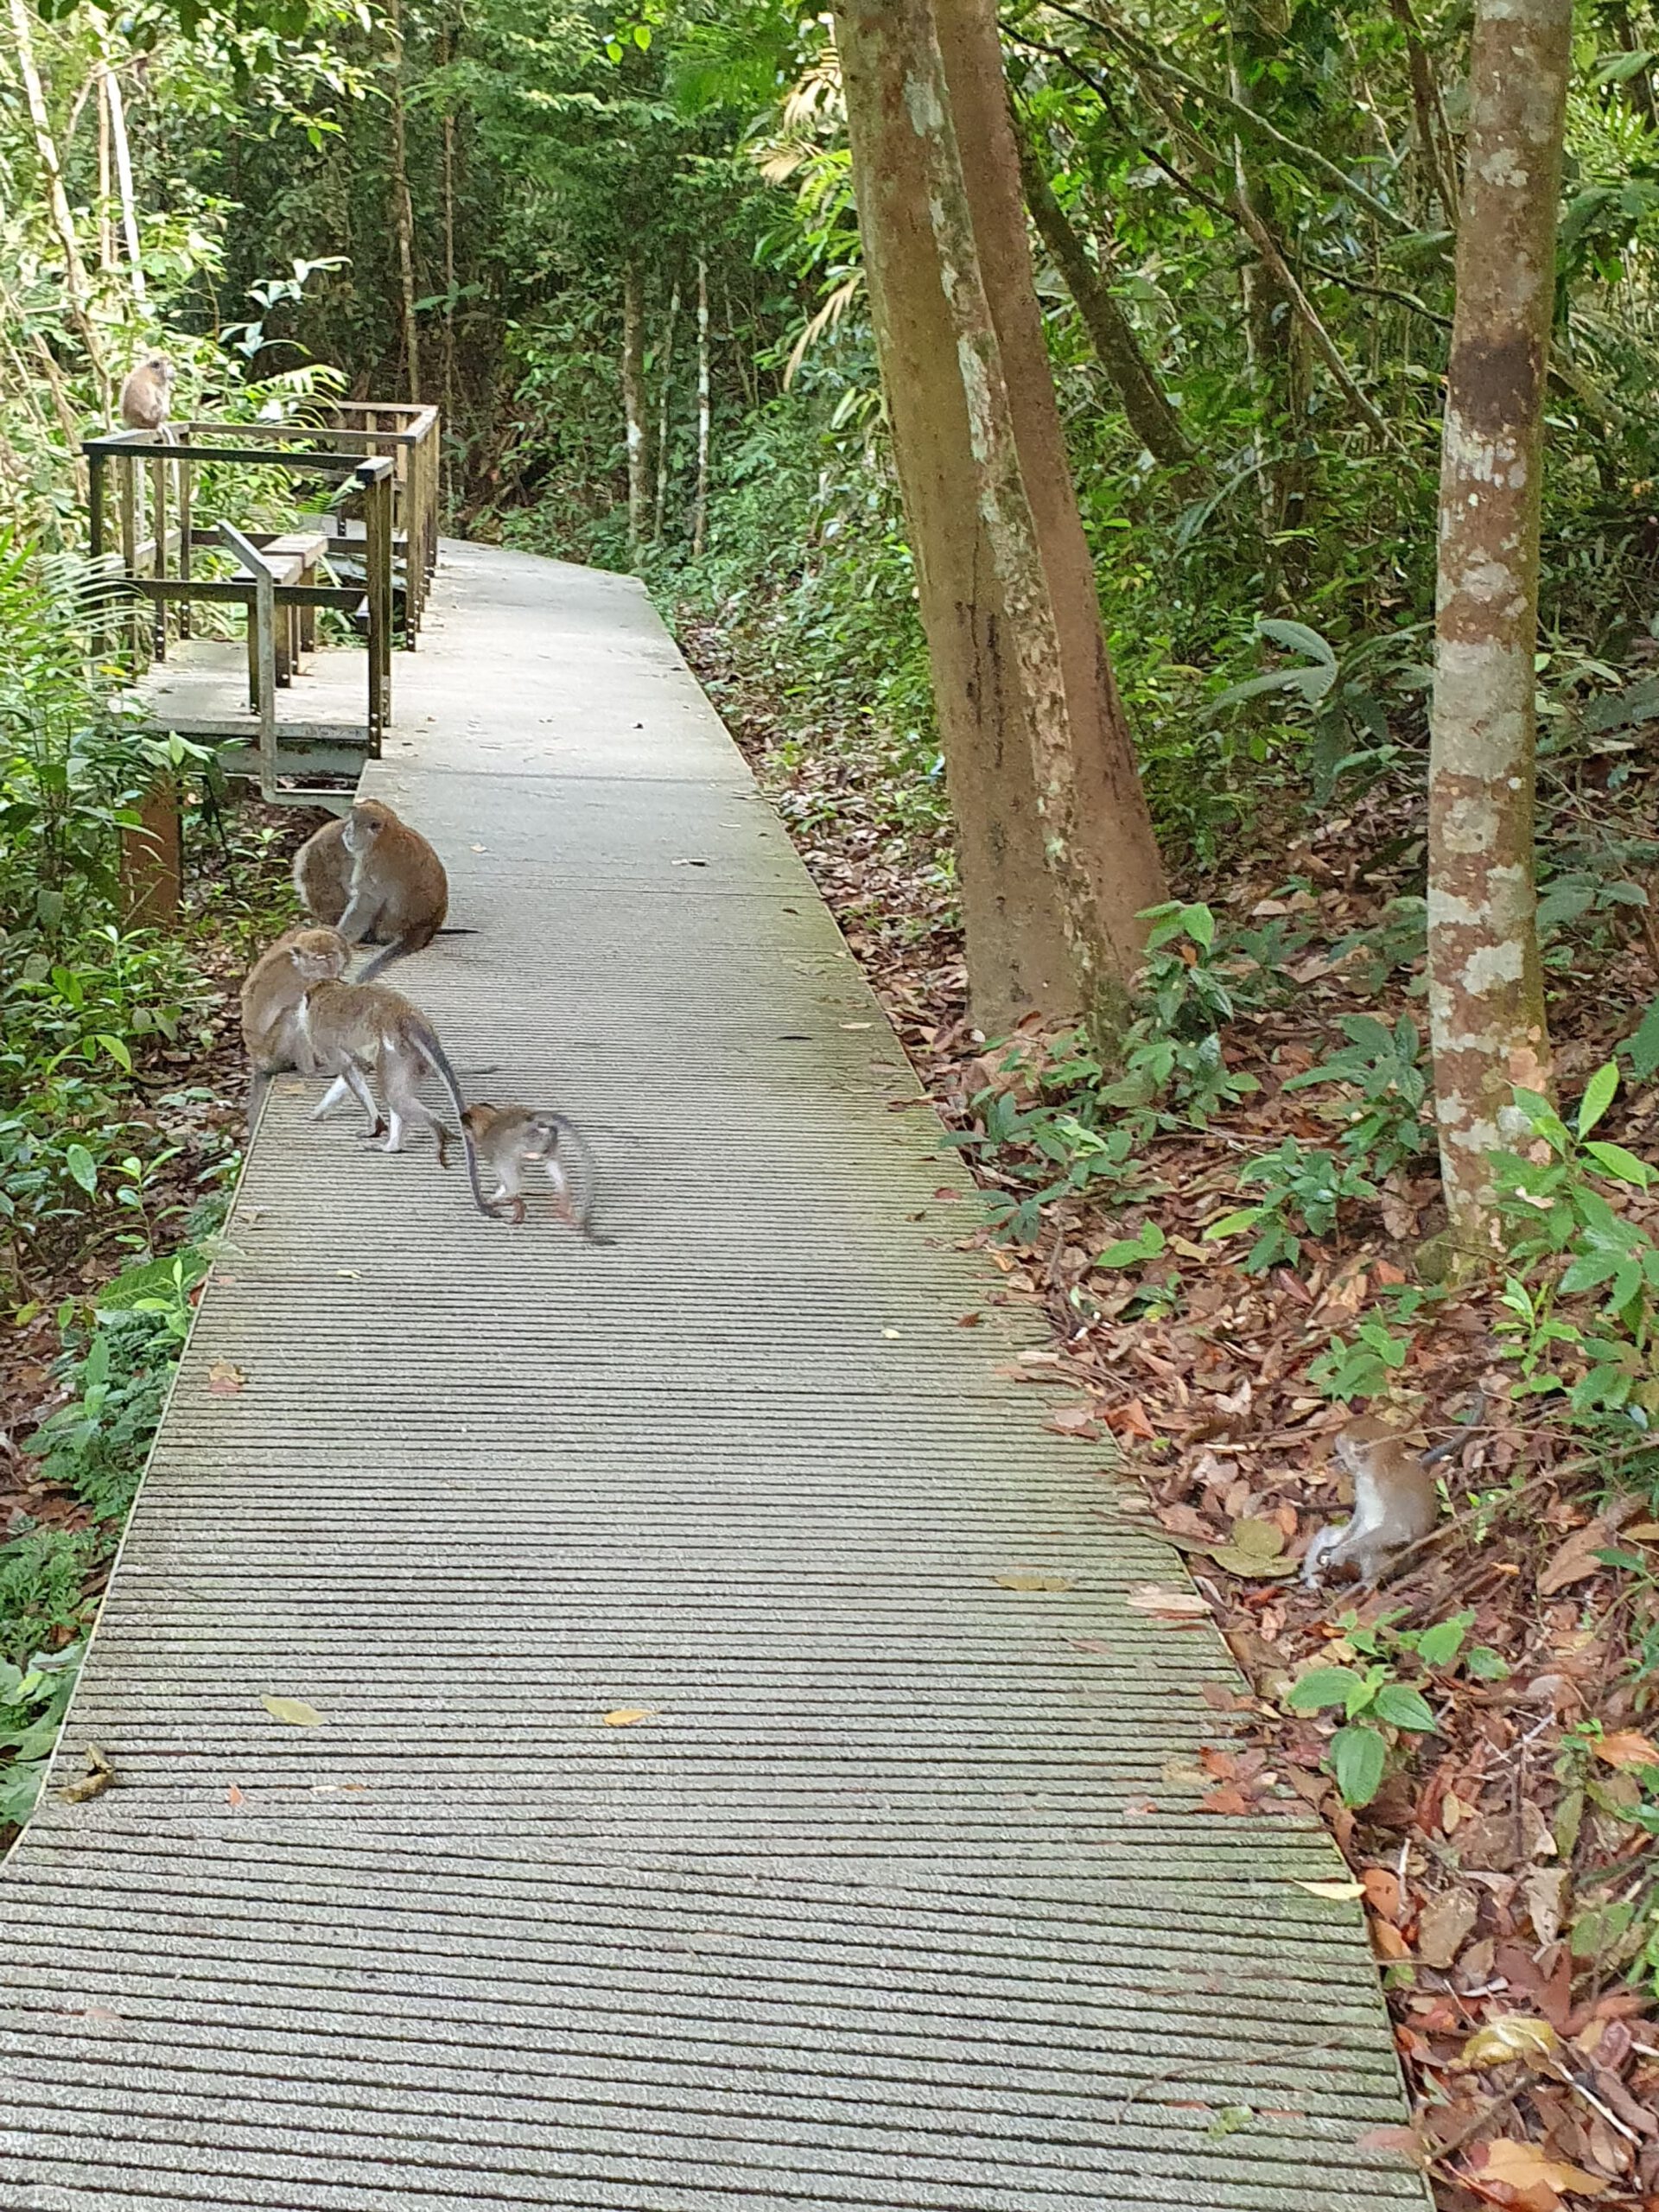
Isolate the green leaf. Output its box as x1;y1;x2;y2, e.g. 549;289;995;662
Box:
1414;1618;1467;1668
1622;995;1659;1079
632;20;651;44
1287;1665;1362;1713
1256;617;1337;665
1096;1222;1166;1269
1584;1140;1651;1188
1466;1646;1510;1681
64;1144;97;1196
94;1033;133;1073
1182;903;1215;950
1331;1723;1388;1808
1375;1683;1437;1732
1578;1062;1619;1138
1204;1207;1262;1242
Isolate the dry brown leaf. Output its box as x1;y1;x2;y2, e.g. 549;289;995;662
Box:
1128;1584;1210;1620
995;1570;1074;1592
1478;2138;1611;2202
602;1706;657;1726
226;1783;245;1810
1415;1886;1479;1969
1593;1729;1659;1770
1046;1405;1098;1435
206;1362;246;1396
1538;1506;1636;1596
1362;1866;1403;1921
1294;1878;1366;1901
1526;1868;1570;1948
1198;1783;1254;1816
1371;1917;1411;1961
1103;1396;1158;1440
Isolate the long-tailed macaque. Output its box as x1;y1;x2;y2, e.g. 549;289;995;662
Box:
119;354;175;436
459;1103;611;1243
238;925;349;1128
292;952;493;1217
1302;1415;1440;1587
292;800;450;980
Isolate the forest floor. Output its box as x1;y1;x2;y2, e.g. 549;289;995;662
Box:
684;612;1659;2212
0;801;322;1740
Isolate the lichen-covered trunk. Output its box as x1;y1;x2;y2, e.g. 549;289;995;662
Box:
623;256;651;556
1427;0;1567;1249
835;0;1166;1039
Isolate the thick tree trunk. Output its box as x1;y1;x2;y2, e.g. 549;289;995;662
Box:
1427;0;1567;1249
387;0;421;401
836;0;1166;1036
1010;113;1198;482
692;257;710;558
622;256;651;555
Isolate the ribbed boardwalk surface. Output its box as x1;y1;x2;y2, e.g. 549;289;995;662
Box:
2;546;1426;2210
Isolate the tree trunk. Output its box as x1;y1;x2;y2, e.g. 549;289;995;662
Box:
836;0;1166;1038
622;256;650;556
1227;3;1311;574
654;275;681;542
103;61;145;308
97;64;113;274
692;257;710;557
1387;0;1461;223
1011;111;1198;482
1427;0;1568;1249
441;27;457;498
387;0;421;400
9;0;103;381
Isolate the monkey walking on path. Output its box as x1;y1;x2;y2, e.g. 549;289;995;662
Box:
461;1103;612;1243
291;952;499;1222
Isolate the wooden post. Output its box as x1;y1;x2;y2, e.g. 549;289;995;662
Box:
87;448;108;661
149;452;168;661
119;779;181;925
118;456;140;662
176;435;192;640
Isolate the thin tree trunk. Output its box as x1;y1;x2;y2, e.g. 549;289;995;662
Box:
441;29;457;505
103;62;145;308
835;0;1166;1037
386;0;421;400
1427;0;1568;1249
1387;0;1461;223
692;257;710;557
1011;111;1199;481
97;65;113;274
622;256;650;555
654;275;681;542
9;0;103;380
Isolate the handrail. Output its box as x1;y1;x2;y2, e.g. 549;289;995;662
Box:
218;521;277;785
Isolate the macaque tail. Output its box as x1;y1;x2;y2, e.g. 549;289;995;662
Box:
543;1114;613;1245
410;1025;497;1220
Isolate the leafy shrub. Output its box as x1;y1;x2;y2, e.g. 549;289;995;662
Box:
1282;1013;1434;1178
1206;1137;1379;1274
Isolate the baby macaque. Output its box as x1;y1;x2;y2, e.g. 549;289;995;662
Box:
238;925;350;1128
291;800;448;980
292;950;493;1218
460;1103;611;1243
1302;1414;1440;1588
119;353;175;435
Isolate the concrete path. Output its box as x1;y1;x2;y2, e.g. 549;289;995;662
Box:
1;543;1427;2209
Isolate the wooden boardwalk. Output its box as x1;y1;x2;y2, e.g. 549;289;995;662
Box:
1;543;1427;2210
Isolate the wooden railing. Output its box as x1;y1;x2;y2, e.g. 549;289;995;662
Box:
82;427;397;772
